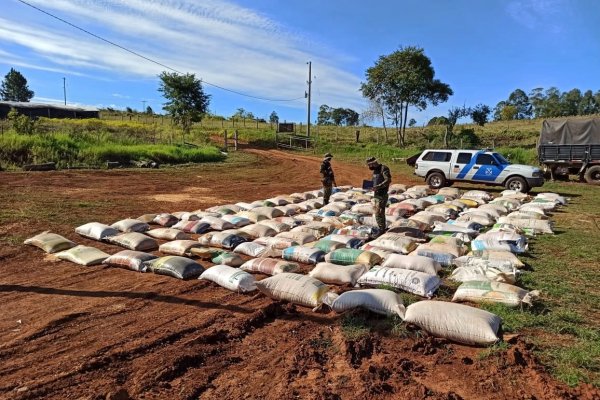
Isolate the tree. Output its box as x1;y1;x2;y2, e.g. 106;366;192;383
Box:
529;87;546;118
125;106;134;114
0;68;34;102
501;105;518;121
158;71;210;141
444;106;471;147
470;104;491;126
560;88;581;116
427;116;448;126
269;111;279;124
579;90;599;115
507;89;532;119
361;46;452;146
145;106;153;115
361;100;388;143
408;118;417;127
344;108;359;126
317;104;333;125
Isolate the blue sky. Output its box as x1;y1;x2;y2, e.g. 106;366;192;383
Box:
1;0;599;125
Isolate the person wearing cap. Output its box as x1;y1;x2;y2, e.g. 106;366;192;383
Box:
320;153;337;205
366;157;391;234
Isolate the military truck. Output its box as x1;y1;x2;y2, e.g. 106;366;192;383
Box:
538;118;600;184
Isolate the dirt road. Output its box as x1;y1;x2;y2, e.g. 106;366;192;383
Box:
0;149;594;400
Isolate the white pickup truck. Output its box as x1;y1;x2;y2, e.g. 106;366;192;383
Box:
412;149;544;192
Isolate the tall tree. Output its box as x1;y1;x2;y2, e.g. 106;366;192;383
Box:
361;100;388;143
444;106;471;147
361;46;452;146
579;90;599;115
317;104;332;125
158;71;210;141
0;68;34;102
493;101;507;121
344;108;359;126
507;89;532;119
269;111;279;124
470;104;491;126
560;88;581;116
543;87;562;118
529;87;546;118
145;106;153;115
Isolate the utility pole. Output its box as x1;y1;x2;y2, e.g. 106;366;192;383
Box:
306;61;312;137
63;77;66;105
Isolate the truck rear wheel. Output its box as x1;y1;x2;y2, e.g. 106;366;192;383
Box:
584;165;600;185
505;176;529;193
426;172;446;189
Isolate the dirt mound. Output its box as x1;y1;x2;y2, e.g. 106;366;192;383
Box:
0;148;596;399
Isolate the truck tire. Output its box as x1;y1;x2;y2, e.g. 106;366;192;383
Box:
426;172;446;189
584;165;600;185
505;176;529;193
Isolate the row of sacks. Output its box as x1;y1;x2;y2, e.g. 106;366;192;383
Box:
23;186;567;346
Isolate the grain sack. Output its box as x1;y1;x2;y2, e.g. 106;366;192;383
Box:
468;250;525;267
360;244;396;259
403;198;435;209
426;205;459;220
198;232;247;249
221;228;253;240
235;201;257;211
324;248;381;266
429;236;464;248
389;183;408;193
56;245;110;266
507;211;547;220
308;262;368;285
234;242;267;257
357;267;441;297
324;234;364;249
153;213;179;227
172;220;211;234
313;239;346;253
147;228;191;241
339;212;364;224
275;205;298;216
276;231;316;245
462;190;493;201
107;232;158;251
448;200;469;211
254;236;299;250
332;225;379;240
381;254;442;275
489;223;526;235
432;222;478;237
456;213;495;227
412;248;456;268
192;211;222;219
328;289;405;317
386;226;428;239
471;232;528;254
479;203;509;215
316;209;339;217
368;233;419;254
461;207;502;219
200;216;235;231
172;211;200;221
219;214;252;228
517;204;547;217
450;265;519;284
410;212;446;228
145;256;204;279
282;246;326;265
211;251;244;267
241;258;299;275
351;203;375;214
390;218;429;232
255;273;330;308
256;220;291;233
236;210;269;223
272;216;300;226
103;250;156;272
239;224;277;239
453;198;481;208
24;231;76;253
292;222;334;239
490;198;521;211
321;216;346;228
111;218;150;233
501;189;530;199
159;240;203;256
453;281;539;307
453;255;519;270
137;213;157;223
536;192;567;205
199;265;257;292
403;301;501;346
417;242;466;258
75;222;119;241
252;206;284;219
265;197;289;206
437;187;461;198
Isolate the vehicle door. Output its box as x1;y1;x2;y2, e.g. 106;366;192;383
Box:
449;151;475;180
420;151;452;176
471;153;505;182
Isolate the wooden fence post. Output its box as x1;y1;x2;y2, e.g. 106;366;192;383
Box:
234;130;238;151
224;129;228;150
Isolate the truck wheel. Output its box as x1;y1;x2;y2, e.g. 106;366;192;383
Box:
426;172;446;189
584;166;600;185
505;176;529;193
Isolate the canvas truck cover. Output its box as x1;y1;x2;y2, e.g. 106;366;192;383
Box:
540;118;600;145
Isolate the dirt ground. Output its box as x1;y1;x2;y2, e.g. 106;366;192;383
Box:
0;149;597;400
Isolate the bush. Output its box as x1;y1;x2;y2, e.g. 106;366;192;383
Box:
8;108;36;135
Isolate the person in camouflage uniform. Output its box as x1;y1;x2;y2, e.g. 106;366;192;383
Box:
320;153;337;205
366;157;391;234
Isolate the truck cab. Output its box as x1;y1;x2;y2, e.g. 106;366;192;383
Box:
414;149;544;192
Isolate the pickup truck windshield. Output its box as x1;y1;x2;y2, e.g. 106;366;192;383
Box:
493;153;510;165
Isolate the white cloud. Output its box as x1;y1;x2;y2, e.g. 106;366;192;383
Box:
506;0;568;33
2;0;363;110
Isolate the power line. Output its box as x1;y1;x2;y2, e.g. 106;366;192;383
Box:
16;0;305;103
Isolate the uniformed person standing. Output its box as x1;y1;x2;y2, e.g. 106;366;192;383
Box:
366;157;391;234
320;153;337;205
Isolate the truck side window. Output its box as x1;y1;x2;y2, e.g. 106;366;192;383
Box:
423;151;451;162
457;153;472;164
476;154;496;165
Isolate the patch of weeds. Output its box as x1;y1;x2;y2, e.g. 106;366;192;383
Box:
309;337;333;350
399;292;421;306
376;283;397;292
340;312;371;340
477;341;510;361
543;339;600;387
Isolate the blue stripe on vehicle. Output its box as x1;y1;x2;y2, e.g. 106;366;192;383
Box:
456;150;485;179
